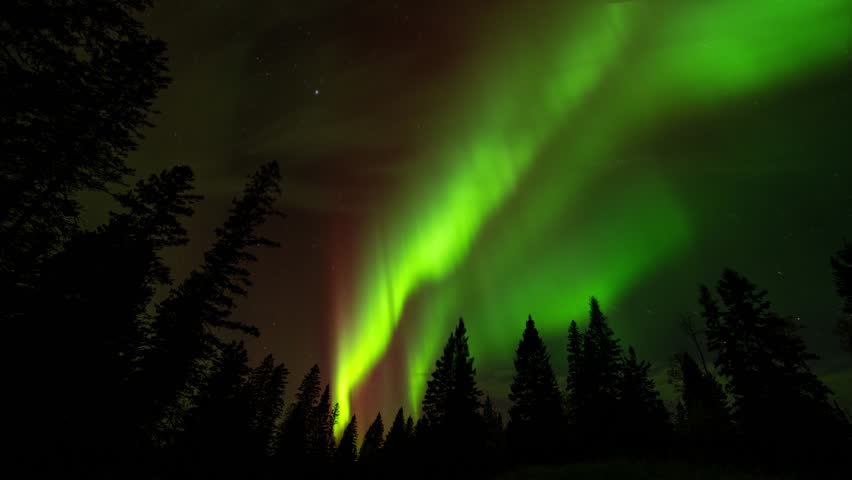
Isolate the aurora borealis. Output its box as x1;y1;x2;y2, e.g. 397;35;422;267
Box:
132;0;852;437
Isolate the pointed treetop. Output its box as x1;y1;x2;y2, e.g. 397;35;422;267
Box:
509;314;562;430
295;364;322;406
360;412;385;462
383;407;408;453
456;317;467;336
334;415;358;465
589;297;605;322
523;315;542;340
405;415;415;437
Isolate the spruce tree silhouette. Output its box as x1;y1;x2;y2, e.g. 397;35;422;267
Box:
278;364;322;463
578;298;623;450
670;351;732;458
308;384;339;462
0;0;169;284
507;315;563;463
700;269;849;462
423;328;456;428
383;407;408;460
246;354;289;456
405;415;415;440
617;345;670;445
138;162;283;437
360;413;384;464
831;241;852;355
421;318;485;470
335;416;358;466
565;319;584;425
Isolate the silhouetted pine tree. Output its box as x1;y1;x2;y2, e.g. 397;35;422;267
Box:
246;354;289;456
308;384;337;462
360;413;384;464
565;319;584;423
670;351;731;457
423;329;456;427
412;416;429;438
451;319;483;424
424;319;484;426
421;318;484;469
617;346;670;442
138;162;283;436
405;415;415;439
700;269;849;462
335;416;358;466
328;403;340;455
831;241;852;355
383;407;408;459
277;364;322;462
507;315;563;462
578;298;623;446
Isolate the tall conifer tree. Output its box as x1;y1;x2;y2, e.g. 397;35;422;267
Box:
617;346;670;439
701;269;848;460
421;318;485;469
507;316;563;461
277;364;322;461
139;162;283;433
383;407;408;458
578;298;623;442
671;351;732;456
335;416;358;465
246;354;289;455
565;319;584;423
360;413;384;464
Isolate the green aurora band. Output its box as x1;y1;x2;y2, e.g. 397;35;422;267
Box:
332;0;851;436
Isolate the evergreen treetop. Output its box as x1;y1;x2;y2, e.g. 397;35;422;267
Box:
335;415;358;465
360;413;384;463
508;315;563;428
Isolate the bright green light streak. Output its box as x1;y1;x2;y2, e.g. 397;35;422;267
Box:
334;0;851;435
334;4;629;430
405;176;692;413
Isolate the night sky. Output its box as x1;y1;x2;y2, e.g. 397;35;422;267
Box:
118;0;851;432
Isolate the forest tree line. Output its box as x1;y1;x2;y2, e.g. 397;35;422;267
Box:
2;1;850;479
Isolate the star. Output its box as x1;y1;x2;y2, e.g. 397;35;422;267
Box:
314;89;320;95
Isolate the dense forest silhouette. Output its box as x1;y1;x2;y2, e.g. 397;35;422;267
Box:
2;2;850;479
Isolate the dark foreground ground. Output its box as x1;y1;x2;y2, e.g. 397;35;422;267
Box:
493;461;849;480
